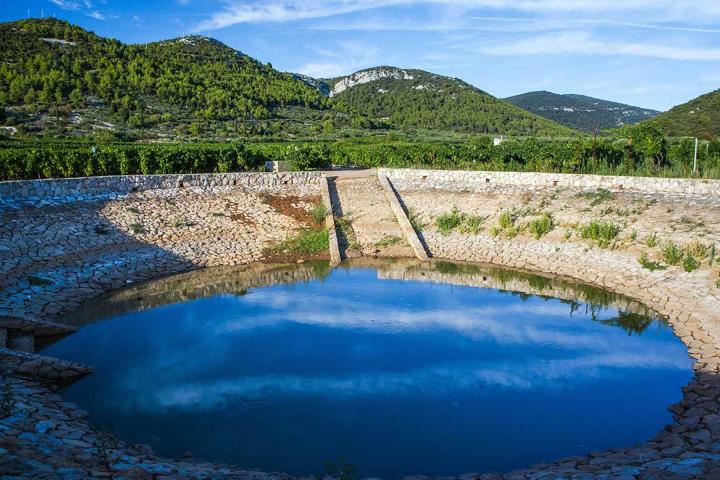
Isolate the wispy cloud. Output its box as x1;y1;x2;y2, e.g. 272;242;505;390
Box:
49;0;83;10
86;11;106;20
121;350;690;410
49;0;109;20
478;31;720;61
194;0;720;31
295;40;385;78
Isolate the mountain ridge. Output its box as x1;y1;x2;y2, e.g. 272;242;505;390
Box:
301;66;575;136
504;91;660;133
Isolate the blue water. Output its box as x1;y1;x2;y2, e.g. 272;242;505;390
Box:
44;262;693;479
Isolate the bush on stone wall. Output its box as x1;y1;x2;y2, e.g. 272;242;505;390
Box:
1;137;718;181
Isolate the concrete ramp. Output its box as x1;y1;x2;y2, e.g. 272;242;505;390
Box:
327;172;416;260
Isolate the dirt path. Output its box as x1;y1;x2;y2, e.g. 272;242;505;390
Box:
327;173;414;259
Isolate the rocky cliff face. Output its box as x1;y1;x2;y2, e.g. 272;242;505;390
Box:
329;67;414;97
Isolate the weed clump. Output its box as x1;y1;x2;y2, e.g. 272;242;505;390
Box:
577;188;613;206
459;214;485;235
528;214;554;239
498;210;514;229
406;207;422;233
335;216;360;252
662;242;683;266
129;223;146;234
310;203;329;224
436;208;463;235
645;233;658;247
682;254;699;273
579;221;619;247
435;208;485;235
638;253;666;271
375;235;402;248
275;228;329;255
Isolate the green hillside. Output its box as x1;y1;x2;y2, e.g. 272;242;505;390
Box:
0;18;330;139
322;67;575;137
0;19;576;140
505;91;659;133
650;89;720;139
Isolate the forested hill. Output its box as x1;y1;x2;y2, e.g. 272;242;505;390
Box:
0;18;329;139
504;91;659;133
0;18;574;140
650;89;720;139
314;67;575;137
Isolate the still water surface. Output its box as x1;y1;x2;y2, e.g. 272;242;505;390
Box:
44;260;693;478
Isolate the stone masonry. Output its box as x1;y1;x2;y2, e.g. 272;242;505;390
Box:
2;169;720;479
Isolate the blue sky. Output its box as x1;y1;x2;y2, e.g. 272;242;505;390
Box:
3;0;720;111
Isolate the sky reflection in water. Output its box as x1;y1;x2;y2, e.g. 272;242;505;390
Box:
44;262;693;479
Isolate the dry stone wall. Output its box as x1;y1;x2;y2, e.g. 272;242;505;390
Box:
3;168;720;479
0;172;321;209
379;167;720;195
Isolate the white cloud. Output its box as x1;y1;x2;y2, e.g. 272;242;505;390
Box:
49;0;109;20
86;11;106;20
49;0;83;10
194;0;720;31
478;31;720;61
294;40;385;78
120;350;690;411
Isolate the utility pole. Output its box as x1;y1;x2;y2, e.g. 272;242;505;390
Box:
693;138;699;175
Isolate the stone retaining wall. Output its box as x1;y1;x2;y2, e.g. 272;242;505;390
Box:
3;169;720;479
0;172;321;209
379;168;720;195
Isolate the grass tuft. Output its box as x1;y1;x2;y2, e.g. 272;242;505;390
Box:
577;188;613;207
579;221;619;248
638;253;666;271
436;208;463;235
662;242;683;266
645;233;659;248
375;235;402;248
275;228;329;255
682;254;699;273
310;203;329;224
528;214;554;239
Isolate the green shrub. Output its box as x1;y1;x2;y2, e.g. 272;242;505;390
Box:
129;223;146;234
436;208;485;235
579;221;619;247
375;235;402;247
528;214;554;239
459;214;485;235
284;144;332;171
645;233;658;248
638;253;666;271
436;208;463;235
310;203;329;224
577;188;613;206
276;228;329;255
3;136;720;181
682;254;699;273
662;242;683;266
498;210;514;229
406;207;422;233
